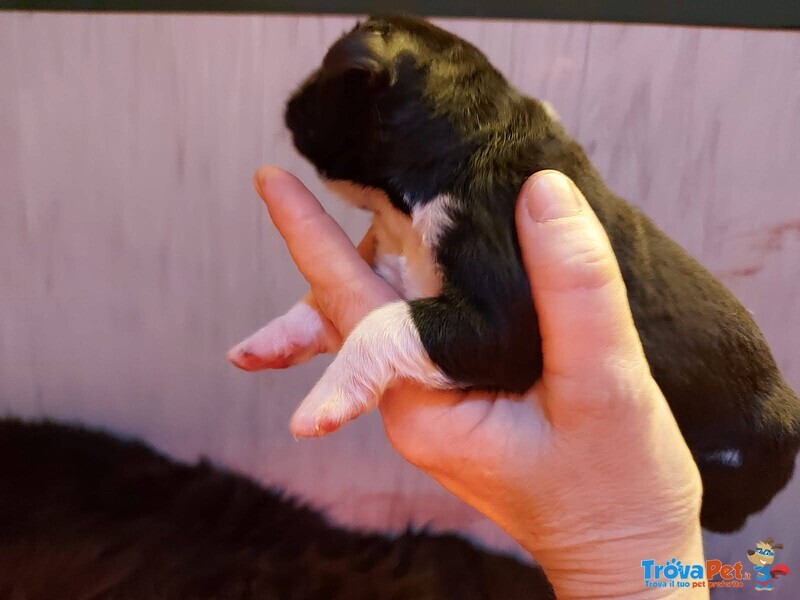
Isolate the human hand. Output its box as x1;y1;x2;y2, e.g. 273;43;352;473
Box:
235;167;705;599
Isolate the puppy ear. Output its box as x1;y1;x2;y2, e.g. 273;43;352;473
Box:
321;28;389;84
747;549;755;555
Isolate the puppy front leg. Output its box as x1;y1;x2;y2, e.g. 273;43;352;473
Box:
290;299;457;437
227;227;379;371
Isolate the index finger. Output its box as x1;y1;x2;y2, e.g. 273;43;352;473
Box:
255;166;396;334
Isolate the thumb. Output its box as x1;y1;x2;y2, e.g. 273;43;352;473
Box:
516;170;646;389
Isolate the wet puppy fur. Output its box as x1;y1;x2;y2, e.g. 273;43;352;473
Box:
280;16;800;533
0;418;553;600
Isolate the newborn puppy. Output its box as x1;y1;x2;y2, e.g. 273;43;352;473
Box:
229;16;800;532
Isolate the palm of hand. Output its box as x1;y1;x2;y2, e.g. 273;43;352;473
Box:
230;168;705;598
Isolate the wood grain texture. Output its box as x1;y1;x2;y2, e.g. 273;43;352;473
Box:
1;12;799;577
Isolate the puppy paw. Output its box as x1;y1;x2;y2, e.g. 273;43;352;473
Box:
227;342;304;371
227;303;326;372
290;373;378;438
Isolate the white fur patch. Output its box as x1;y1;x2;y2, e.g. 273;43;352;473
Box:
228;302;325;371
411;194;454;247
290;300;454;437
705;449;743;468
373;253;407;295
541;100;560;122
324;180;448;300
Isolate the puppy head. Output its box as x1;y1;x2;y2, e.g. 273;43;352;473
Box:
284;16;520;206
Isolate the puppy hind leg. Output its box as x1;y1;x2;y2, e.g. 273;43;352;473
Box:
227;226;379;372
227;294;339;371
290;298;470;438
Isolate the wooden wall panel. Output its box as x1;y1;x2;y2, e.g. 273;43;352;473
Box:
1;13;799;580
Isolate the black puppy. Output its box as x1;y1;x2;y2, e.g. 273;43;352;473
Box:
0;418;553;599
229;16;800;532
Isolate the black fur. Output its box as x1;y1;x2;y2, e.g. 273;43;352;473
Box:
0;418;553;599
284;16;800;532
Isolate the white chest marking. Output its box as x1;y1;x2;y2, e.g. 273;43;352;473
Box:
324;181;454;300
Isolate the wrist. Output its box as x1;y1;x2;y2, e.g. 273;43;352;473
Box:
519;512;707;599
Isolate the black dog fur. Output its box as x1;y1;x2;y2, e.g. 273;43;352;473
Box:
284;16;800;532
0;418;553;599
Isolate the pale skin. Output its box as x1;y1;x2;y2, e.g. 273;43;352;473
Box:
230;167;707;599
